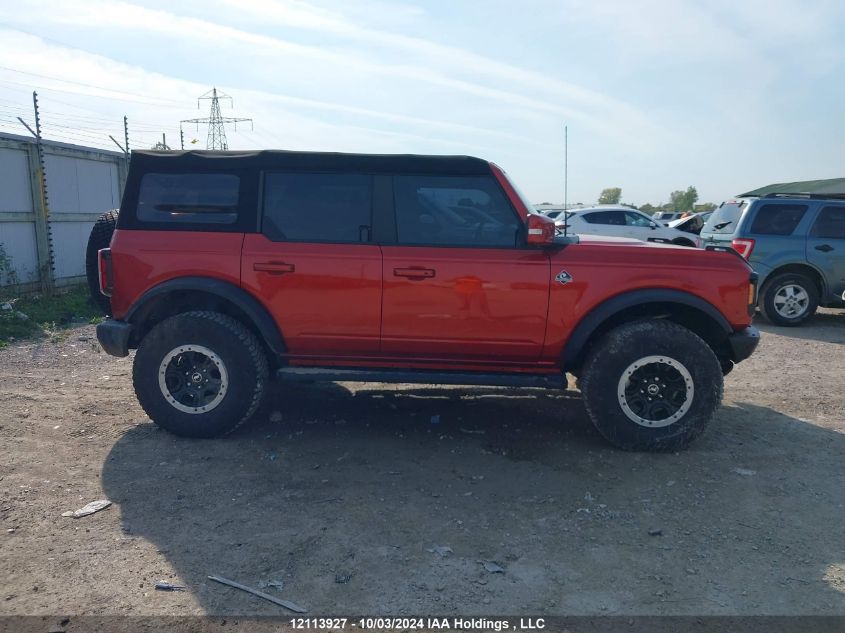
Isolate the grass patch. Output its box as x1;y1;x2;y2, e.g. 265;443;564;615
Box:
0;287;104;348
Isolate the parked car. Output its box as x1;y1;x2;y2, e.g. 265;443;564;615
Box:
668;212;712;236
93;150;759;451
701;194;845;326
556;206;701;247
542;207;567;220
652;210;685;224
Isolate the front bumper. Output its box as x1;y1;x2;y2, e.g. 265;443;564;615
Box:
96;319;133;357
728;326;760;363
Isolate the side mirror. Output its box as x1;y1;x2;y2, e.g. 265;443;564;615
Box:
650;221;658;229
526;213;556;246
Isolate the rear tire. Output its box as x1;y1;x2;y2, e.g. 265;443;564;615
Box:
759;272;818;326
133;311;268;438
85;209;118;314
580;320;723;452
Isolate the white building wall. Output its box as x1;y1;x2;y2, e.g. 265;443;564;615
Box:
0;132;125;290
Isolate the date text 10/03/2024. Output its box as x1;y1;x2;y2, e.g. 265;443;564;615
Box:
289;618;546;630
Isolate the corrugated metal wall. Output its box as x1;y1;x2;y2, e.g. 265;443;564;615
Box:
0;132;127;291
0;145;38;284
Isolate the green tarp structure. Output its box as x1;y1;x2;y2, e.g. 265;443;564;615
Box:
741;177;845;197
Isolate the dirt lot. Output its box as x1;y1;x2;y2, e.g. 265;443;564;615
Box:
1;311;844;616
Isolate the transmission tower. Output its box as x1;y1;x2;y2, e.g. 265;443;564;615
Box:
181;87;253;150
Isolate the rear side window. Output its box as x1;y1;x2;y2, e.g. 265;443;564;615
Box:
137;173;239;224
262;172;372;243
583;211;625;225
748;204;807;235
704;201;746;235
393;175;520;247
812;206;845;239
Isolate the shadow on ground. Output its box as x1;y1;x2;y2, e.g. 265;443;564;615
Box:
101;382;845;615
753;310;845;345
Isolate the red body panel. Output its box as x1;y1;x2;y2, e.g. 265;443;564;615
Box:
541;240;753;363
109;230;243;319
241;234;382;356
380;246;550;362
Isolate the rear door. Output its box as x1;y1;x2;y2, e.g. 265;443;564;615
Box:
700;200;748;247
241;171;382;357
580;210;628;238
379;173;550;363
807;205;845;304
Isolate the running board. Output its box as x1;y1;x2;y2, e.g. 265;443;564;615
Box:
275;367;565;389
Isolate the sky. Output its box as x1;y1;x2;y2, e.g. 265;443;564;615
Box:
0;0;843;206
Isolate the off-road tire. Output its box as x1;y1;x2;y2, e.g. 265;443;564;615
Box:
85;209;118;314
580;320;723;452
133;311;268;438
759;272;818;327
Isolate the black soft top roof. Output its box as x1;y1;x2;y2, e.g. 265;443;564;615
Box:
130;149;492;175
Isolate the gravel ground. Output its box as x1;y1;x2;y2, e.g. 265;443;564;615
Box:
1;310;843;616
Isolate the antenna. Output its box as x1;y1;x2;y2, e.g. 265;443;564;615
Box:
564;125;568;237
180;87;253;150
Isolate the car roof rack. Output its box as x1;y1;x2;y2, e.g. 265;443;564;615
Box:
759;192;845;200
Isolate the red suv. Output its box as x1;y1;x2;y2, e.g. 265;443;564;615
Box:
95;150;759;451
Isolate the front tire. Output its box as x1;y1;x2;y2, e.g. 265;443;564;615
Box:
133;311;268;438
580;320;723;451
759;272;818;326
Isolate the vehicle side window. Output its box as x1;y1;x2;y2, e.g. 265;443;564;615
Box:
393;175;521;247
625;211;652;227
262;172;372;243
137;173;239;224
811;206;845;239
584;211;625;225
748;204;807;235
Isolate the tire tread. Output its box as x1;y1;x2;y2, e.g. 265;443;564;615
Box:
580;319;723;451
133;310;268;437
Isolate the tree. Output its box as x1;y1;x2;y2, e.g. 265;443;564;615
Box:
668;186;699;211
639;203;657;215
694;202;717;213
598;187;622;204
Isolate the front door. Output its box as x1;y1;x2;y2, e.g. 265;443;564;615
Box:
241;171;382;357
807;205;845;304
380;174;550;363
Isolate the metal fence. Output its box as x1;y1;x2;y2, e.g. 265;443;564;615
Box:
0;131;127;293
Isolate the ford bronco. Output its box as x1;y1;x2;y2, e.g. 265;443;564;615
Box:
94;150;759;451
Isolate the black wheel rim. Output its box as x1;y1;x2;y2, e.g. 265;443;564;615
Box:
158;345;228;414
617;356;694;428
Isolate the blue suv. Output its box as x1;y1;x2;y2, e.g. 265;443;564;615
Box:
701;194;845;326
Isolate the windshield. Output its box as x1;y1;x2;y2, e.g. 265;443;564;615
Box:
506;178;538;215
703;201;747;234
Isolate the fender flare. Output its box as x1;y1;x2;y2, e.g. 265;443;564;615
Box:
125;277;286;355
561;289;732;370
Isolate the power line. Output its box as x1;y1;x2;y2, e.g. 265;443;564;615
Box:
0;65;184;106
0;77;183;109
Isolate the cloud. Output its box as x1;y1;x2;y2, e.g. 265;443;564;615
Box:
7;0;663;146
0;29;523;156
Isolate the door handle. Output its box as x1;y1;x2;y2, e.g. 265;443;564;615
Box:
815;244;834;252
393;267;435;279
253;261;295;274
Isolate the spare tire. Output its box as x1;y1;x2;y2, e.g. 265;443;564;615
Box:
85;209;119;314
